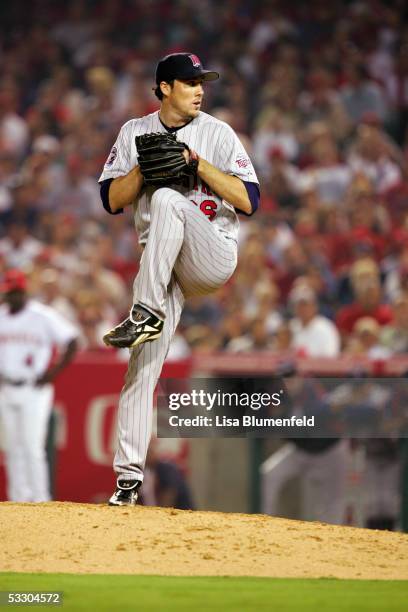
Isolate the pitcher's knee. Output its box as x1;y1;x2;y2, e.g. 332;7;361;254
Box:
151;187;172;206
151;188;190;216
214;260;237;288
151;187;183;208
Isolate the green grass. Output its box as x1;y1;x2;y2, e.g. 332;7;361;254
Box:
0;574;407;611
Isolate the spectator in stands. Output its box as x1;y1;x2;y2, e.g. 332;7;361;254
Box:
344;316;391;359
383;44;408;145
346;183;390;262
0;152;16;214
274;241;310;299
271;321;292;352
336;259;393;336
249;280;283;334
263;216;296;266
0;221;44;269
227;317;274;353
181;295;223;330
0;83;29;157
185;324;221;354
298;128;351;206
20;135;63;214
34;267;78;324
384;245;408;302
381;293;408;353
347;123;403;193
261;147;300;213
46;214;82;275
340;64;388;125
297;265;337;319
298;68;351;141
289;284;340;357
73;290;115;350
48;153;102;218
253;108;299;178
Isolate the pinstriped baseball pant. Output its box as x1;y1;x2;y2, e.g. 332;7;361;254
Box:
114;188;237;481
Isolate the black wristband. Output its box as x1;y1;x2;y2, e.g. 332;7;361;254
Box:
100;178;124;215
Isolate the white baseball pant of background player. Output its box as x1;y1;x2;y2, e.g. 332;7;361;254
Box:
114;187;237;481
260;440;349;524
0;384;53;501
0;298;78;501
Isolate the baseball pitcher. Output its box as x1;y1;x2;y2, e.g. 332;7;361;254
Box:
99;53;260;505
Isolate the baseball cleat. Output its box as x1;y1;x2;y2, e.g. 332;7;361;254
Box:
103;304;163;349
108;479;141;506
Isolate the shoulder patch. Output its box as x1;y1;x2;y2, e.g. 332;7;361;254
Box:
236;156;251;168
105;146;118;166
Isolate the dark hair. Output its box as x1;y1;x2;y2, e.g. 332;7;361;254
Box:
154;80;174;100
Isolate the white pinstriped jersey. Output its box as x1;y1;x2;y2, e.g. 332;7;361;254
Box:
99;111;259;243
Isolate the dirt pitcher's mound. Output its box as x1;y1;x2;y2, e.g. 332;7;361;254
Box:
1;502;407;579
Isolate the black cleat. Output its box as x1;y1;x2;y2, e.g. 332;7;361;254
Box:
103;305;163;349
108;479;141;506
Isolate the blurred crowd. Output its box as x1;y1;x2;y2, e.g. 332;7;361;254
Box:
1;0;408;358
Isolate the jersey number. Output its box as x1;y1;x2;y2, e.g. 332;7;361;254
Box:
190;199;217;221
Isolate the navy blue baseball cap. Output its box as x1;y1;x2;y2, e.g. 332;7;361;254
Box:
155;53;219;84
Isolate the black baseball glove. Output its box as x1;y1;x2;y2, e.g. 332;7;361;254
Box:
135;132;198;187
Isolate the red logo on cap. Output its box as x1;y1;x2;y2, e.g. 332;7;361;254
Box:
189;54;201;68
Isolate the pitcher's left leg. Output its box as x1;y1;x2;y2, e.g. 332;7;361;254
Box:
113;277;185;484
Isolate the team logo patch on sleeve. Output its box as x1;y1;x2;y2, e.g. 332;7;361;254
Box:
236;156;250;168
105;146;117;166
